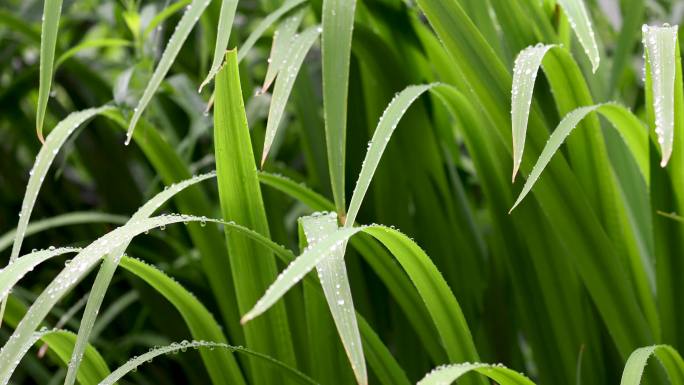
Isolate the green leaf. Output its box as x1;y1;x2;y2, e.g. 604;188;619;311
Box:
417;362;535;385
54;38;132;69
242;224;479;364
36;0;64;142
199;0;239;91
64;172;219;385
642;24;678;167
511;44;556;181
214;49;297;383
0;212;126;253
620;345;684;385
510;103;648;212
98;339;316;385
322;0;357;215
2;105;114;326
301;213;366;385
261;10;306;92
262;25;321;166
118;257;247;385
556;0;601;72
126;0;211;144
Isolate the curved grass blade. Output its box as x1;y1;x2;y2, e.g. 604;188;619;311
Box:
236;0;306;63
322;0;357;215
198;0;239;92
64;173;218;385
242;223;480;364
0;247;79;302
126;0;211;144
54;38;131;69
556;0;601;72
345;84;435;227
99;339;316;385
511;44;556;181
36;0;64;142
0;215;227;383
0;212;126;253
620;345;684;385
2;105;114;326
261;25;321;166
261;9;306;93
118;257;247;385
417;362;535;385
302;213;366;385
510;103;649;212
642;24;678;167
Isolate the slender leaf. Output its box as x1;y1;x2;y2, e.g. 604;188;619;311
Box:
557;0;601;72
417;362;535;385
261;10;306;92
36;0;64;142
620;345;684;385
199;0;239;91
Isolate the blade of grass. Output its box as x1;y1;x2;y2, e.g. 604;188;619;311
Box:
620;345;684;385
214;49;297;383
126;0;211;144
510;103;649;212
198;0;239;91
36;0;64;142
0;212;126;253
261;9;306;93
54;38;131;69
642;24;678;166
2;105;114;326
262;25;320;166
98;339;316;385
556;0;601;72
64;172;220;385
301;212;366;385
118;256;247;385
322;0;357;216
417;362;535;385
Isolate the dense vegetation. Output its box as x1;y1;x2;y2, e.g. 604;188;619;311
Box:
1;0;684;384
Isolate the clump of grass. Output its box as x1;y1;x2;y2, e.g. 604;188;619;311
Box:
1;0;684;384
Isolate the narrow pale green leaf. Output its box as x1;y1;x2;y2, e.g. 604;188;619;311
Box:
345;84;434;227
198;0;239;91
99;340;316;385
302;213;366;385
620;345;684;385
322;0;357;215
510;103;649;212
511;44;556;181
142;0;193;38
36;0;64;142
2;105;113;326
236;0;306;63
417;363;535;385
64;172;218;385
262;25;320;166
642;24;678;167
261;9;306;92
0;247;79;302
126;0;211;144
0;212;126;253
556;0;601;72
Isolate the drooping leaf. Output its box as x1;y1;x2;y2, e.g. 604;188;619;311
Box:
198;0;239;91
556;0;601;72
417;362;535;385
642;24;679;167
301;212;366;385
620;345;684;385
126;0;211;144
262;25;321;166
